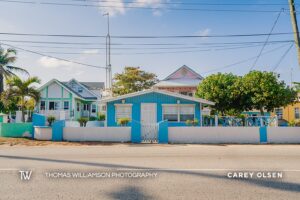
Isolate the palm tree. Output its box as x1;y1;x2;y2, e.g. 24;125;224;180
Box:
2;76;41;122
0;47;28;94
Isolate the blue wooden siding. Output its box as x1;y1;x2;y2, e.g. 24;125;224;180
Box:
107;92;201;127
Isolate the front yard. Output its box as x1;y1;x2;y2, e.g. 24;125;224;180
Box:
0;137;117;146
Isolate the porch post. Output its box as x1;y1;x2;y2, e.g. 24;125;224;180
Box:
215;115;218;127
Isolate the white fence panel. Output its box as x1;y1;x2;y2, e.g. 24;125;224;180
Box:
268;127;300;143
168;127;260;144
65;121;80;127
63;127;131;142
34;127;52;141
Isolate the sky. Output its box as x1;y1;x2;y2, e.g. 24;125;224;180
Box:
0;0;300;86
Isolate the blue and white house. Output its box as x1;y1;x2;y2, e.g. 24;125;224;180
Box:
100;89;214;141
37;79;104;120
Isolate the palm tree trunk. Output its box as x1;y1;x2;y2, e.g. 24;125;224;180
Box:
260;107;265;116
0;73;4;94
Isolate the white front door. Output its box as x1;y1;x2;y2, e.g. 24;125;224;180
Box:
141;103;157;142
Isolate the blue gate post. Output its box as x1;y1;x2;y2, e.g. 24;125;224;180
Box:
158;121;168;144
259;126;268;143
32;114;46;139
52;120;65;141
131;120;141;143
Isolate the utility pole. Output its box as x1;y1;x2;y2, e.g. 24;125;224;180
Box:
289;0;300;66
291;67;293;87
103;12;112;96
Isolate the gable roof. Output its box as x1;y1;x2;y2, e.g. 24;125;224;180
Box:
79;82;104;90
164;65;204;80
38;79;98;101
100;89;214;105
62;79;102;99
60;81;98;100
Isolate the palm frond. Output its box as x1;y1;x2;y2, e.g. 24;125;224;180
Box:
5;66;29;75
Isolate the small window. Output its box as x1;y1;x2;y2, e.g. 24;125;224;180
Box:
49;101;60;110
83;104;90;111
115;105;132;121
63;101;69;110
92;104;97;113
77;103;80;112
180;105;194;122
295;108;300;119
163;105;178;122
275;108;283;120
40;101;46;110
78;87;83;93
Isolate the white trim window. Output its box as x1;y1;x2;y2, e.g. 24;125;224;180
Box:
115;104;132;121
49;101;60;110
275;108;283;120
295;108;300;119
163;105;178;122
91;104;97;113
40;101;46;110
180;105;195;121
63;101;69;110
163;104;195;122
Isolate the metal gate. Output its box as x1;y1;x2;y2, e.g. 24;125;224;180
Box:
141;123;158;143
140;103;158;143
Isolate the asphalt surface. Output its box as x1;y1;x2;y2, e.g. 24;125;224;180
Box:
0;144;300;200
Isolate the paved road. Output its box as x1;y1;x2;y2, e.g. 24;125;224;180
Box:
0;144;299;200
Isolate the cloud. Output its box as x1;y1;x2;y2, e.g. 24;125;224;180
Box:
38;57;71;68
195;28;212;40
81;49;99;54
97;0;125;16
196;28;212;37
97;0;167;16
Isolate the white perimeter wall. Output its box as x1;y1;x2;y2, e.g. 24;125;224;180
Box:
63;127;131;142
168;127;260;144
268;127;300;143
34;127;52;141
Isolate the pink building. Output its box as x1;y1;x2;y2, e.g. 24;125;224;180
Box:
154;65;203;97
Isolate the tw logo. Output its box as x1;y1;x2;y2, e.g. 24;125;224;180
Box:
19;170;32;181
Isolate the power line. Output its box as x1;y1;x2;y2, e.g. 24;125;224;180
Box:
0;42;106;69
201;43;292;74
70;0;291;6
250;8;284;71
0;39;293;46
0;31;295;38
18;43;287;55
0;0;293;13
9;41;292;51
271;44;294;71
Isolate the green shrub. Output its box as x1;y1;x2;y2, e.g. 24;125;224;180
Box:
89;116;98;121
78;117;88;127
117;118;130;126
185;118;199;126
289;120;296;127
47;115;56;126
98;113;105;121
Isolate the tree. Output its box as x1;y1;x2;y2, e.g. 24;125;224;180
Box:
196;73;249;115
0;47;28;94
113;67;158;96
241;71;297;116
1;76;41;122
293;82;300;91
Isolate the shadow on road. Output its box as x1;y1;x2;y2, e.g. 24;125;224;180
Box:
1;154;299;193
106;186;153;200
